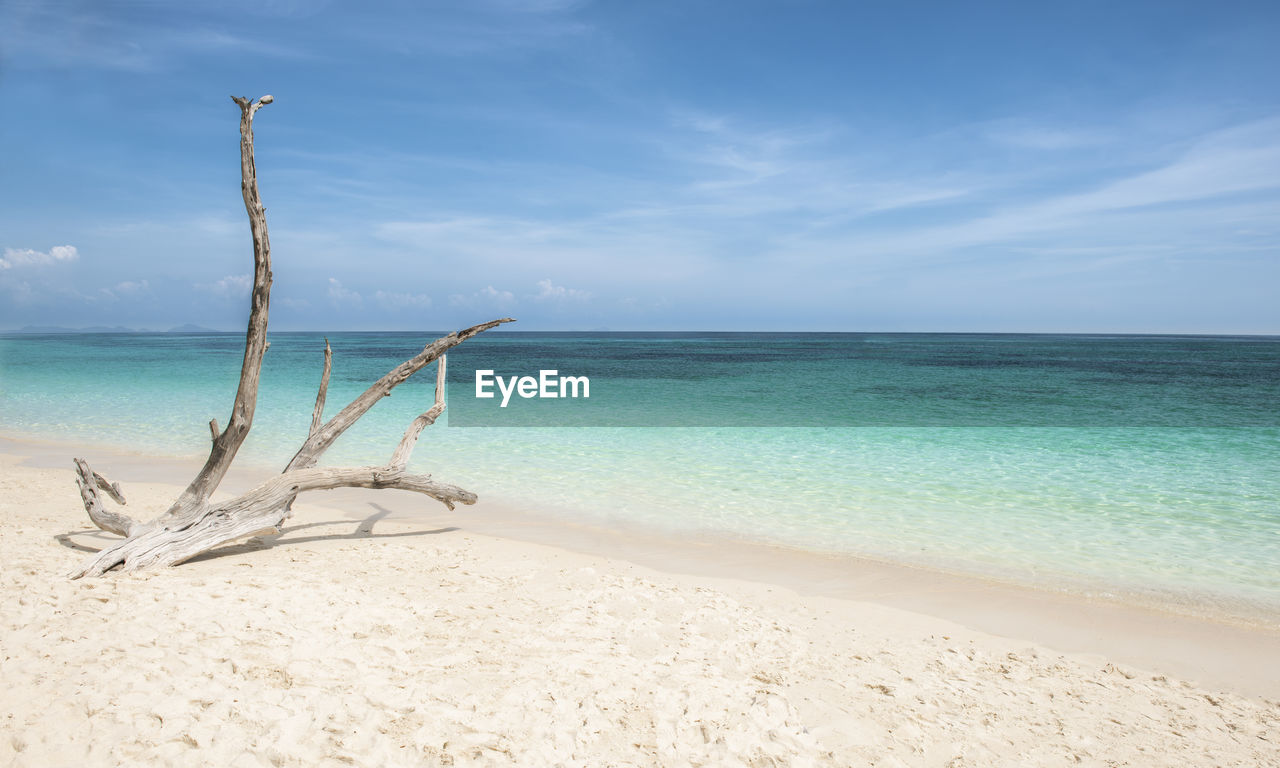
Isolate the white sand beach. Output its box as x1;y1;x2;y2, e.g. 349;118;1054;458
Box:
1;444;1278;767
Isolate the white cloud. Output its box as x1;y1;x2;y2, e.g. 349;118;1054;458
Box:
197;274;253;298
327;277;363;306
374;290;432;311
100;279;151;301
0;245;79;270
480;285;514;303
533;278;590;302
449;285;515;308
114;279;149;293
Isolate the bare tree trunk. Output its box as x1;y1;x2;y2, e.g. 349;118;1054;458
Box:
69;95;512;577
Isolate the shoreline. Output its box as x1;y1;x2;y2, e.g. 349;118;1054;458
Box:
3;435;1279;764
4;431;1279;700
7;424;1277;627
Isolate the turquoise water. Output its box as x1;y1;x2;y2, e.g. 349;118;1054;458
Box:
446;333;1280;427
2;332;1278;620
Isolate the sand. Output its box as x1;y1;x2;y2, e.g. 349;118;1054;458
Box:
1;448;1278;767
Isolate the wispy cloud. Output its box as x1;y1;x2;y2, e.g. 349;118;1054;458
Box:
982;123;1111;151
0;245;78;269
0;2;309;72
374;289;432;311
327;277;362;307
648;110;988;223
5;0;1277;333
337;0;593;59
197;274;252;299
99;279;151;301
533;278;590;302
831;117;1280;261
449;285;516;309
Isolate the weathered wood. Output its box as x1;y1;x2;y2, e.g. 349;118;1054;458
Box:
390;355;447;470
74;458;138;538
68;94;512;577
166;95;275;519
72;464;476;577
92;468;127;506
279;336;333;518
283;318;510;473
308;338;332;439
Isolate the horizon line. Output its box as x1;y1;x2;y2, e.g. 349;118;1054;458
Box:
4;326;1279;338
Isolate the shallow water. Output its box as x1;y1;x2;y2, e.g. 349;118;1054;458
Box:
2;331;1277;619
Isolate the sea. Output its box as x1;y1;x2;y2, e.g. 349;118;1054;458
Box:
2;331;1278;622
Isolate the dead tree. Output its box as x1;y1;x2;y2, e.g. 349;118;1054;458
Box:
68;95;512;578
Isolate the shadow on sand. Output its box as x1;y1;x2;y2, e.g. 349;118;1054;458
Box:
55;502;459;564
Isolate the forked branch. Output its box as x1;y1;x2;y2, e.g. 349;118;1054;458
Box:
285;317;511;473
68;94;512;577
391;354;447;469
73;458;139;538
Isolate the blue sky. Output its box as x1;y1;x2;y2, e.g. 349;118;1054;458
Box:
2;0;1278;332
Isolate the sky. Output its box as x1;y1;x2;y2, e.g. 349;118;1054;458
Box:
1;0;1278;332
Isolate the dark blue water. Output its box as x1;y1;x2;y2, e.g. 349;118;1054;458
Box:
443;332;1280;426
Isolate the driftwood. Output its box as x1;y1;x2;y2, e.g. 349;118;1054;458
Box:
69;95;512;577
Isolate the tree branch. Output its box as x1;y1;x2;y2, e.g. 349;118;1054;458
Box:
389;354;447;469
70;463;475;578
285;318;512;472
166;95;274;516
68;95;509;578
73;458;139;538
309;338;332;439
